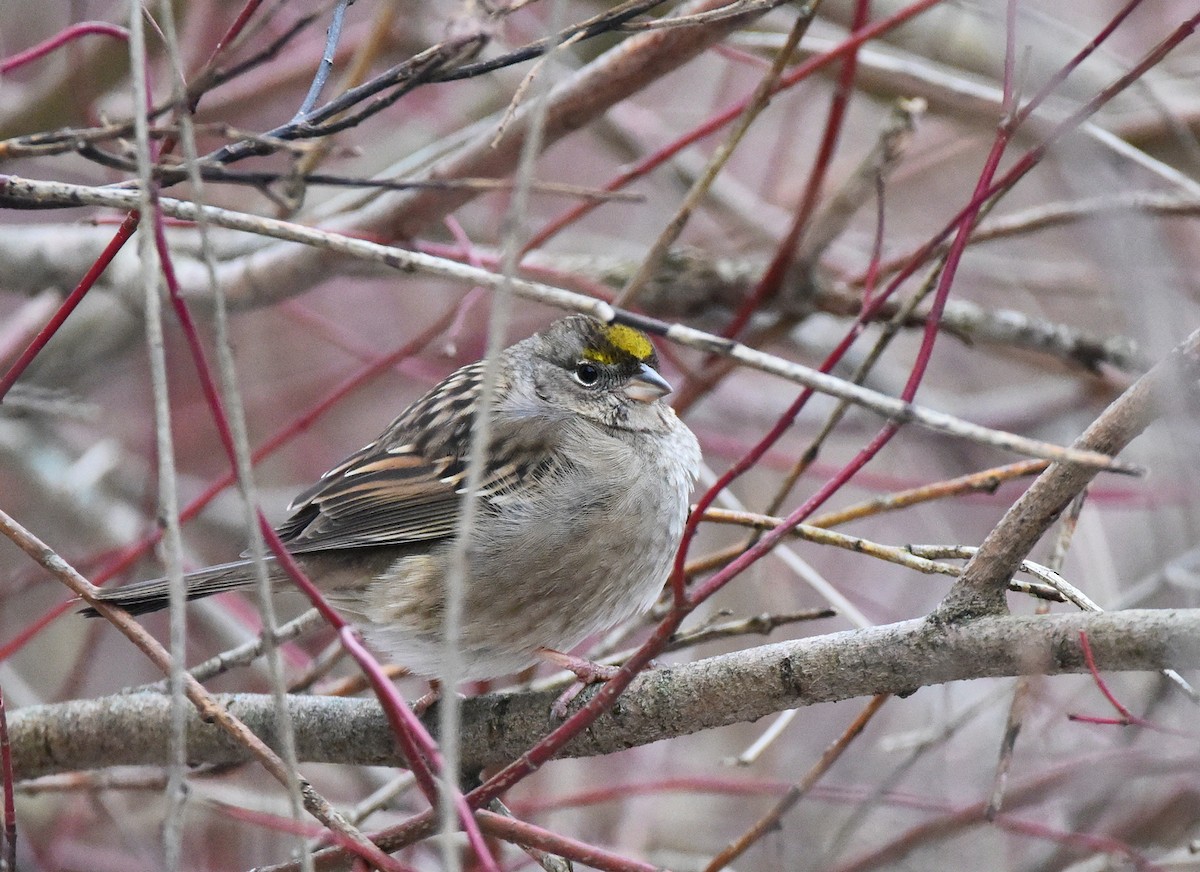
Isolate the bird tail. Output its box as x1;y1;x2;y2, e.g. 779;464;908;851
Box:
80;557;282;617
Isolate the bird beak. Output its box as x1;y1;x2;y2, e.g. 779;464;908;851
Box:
624;363;673;403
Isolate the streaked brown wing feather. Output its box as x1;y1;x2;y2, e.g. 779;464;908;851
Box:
274;360;550;553
277;445;464;552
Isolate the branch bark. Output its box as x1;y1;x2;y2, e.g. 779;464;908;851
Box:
936;328;1200;621
11;608;1200;781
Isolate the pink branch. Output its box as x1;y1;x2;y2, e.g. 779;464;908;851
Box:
722;0;872;340
145;186;496;863
477;809;660;872
524;0;948;254
214;801;416;871
0;22;129;74
0;214;139;402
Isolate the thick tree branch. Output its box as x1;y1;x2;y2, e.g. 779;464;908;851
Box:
11;608;1200;781
936;328;1200;621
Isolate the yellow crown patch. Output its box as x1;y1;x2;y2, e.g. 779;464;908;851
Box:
584;324;654;364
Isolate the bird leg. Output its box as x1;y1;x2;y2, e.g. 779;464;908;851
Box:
411;679;442;716
536;647;621;718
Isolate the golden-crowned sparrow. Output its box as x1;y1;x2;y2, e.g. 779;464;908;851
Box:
88;316;701;682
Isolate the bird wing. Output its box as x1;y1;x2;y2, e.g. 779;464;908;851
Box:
274;362;557;553
274;438;466;552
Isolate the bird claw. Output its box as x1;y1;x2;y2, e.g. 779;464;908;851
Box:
550;682;585;719
537;647;621;718
410;680;453;717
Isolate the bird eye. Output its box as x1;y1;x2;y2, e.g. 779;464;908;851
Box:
573;361;600;386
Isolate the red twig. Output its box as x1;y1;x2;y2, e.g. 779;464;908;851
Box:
0;21;129;74
205;0;267;68
722;0;872;340
1075;629;1133;721
211;800;416;872
0;2;274;404
261;520;497;870
674;3;1190;602
523;0;948;254
1068;632;1187;735
671;381;818;602
679;0;1035;608
860;4;1194;294
471;611;684;804
1011;0;1147;129
0;213;139;402
687;422;882;607
142;169;495;862
0;304;462;663
348;615;696;863
665;2;878;576
476;809;659;872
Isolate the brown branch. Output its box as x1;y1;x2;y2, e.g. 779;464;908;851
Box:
0;508;385;864
9;608;1200;781
935;328;1200;622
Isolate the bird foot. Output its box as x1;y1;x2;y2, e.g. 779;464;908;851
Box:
537;647;620;718
411;680;469;717
411;680;442;717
